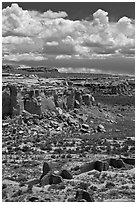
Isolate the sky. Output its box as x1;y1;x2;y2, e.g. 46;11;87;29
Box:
2;2;135;75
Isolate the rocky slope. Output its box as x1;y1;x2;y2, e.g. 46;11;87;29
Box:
2;73;135;202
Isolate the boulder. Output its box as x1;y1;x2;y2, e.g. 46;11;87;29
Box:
60;169;73;180
109;158;126;168
49;174;63;185
80;160;109;174
95;161;104;172
75;189;93;202
120;157;135;165
40;162;51;180
40;173;51;186
80;162;96;173
24;97;42;115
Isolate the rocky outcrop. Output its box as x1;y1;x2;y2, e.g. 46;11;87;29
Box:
2;85;20;119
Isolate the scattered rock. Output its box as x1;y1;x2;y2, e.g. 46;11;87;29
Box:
60;169;73;180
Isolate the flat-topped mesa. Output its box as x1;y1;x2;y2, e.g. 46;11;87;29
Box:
73;79;134;96
19;66;59;73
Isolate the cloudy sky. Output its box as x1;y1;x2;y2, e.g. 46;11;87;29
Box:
2;2;135;75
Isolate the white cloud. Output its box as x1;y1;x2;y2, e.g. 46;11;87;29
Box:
46;41;59;46
58;67;102;74
93;9;109;26
117;16;135;37
2;36;33;44
2;4;135;62
3;53;47;61
2;3;43;37
56;55;72;59
40;10;68;19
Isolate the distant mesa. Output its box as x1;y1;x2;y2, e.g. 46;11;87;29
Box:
2;64;59;73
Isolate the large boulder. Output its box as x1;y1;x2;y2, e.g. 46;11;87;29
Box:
109;158;126;168
49;174;63;185
60;169;73;180
75;189;94;202
80;162;96;173
40;162;51;180
120;157;135;165
24;97;42;115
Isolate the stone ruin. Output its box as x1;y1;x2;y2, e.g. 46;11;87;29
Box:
2;84;95;119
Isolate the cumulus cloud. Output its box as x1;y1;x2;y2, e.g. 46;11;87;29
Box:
43;40;76;55
40;10;68;19
117;17;135;37
2;36;33;44
2;3;135;63
93;9;109;26
56;55;72;59
2;3;43;37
